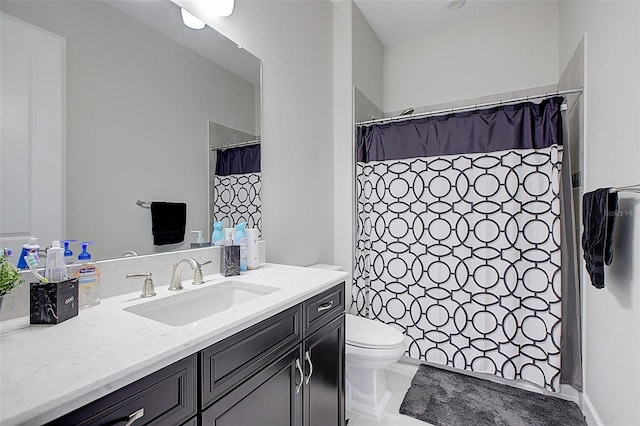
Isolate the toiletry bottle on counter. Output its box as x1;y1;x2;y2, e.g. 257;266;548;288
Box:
246;228;260;270
16;238;39;269
234;222;248;272
44;241;68;282
62;239;78;275
75;241;100;307
212;221;224;246
190;230;208;248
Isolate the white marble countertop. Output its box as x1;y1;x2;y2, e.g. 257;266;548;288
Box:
0;263;348;426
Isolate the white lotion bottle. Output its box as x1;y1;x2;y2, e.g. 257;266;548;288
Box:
246;229;260;269
44;241;68;283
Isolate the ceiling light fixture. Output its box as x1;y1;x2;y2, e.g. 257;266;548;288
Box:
180;8;205;30
210;0;235;17
446;0;466;9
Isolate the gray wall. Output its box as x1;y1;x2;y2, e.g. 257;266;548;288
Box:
560;2;640;425
352;2;383;112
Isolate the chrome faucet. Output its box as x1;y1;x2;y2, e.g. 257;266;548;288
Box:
169;258;212;291
126;272;156;298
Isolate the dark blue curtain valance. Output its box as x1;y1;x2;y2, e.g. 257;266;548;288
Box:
357;96;564;163
215;144;261;176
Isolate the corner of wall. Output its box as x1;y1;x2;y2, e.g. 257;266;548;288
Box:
582;392;604;426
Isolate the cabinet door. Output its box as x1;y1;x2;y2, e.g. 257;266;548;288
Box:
303;315;345;426
48;354;197;426
201;346;303;426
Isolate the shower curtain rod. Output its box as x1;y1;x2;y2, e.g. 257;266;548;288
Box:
211;139;261;151
356;87;583;126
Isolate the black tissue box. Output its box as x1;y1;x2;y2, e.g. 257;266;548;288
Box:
220;245;240;277
30;278;79;325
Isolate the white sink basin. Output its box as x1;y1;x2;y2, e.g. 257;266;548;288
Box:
124;280;279;327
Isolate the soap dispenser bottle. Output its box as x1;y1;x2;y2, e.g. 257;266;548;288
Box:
233;222;248;272
16;238;40;269
190;230;207;248
62;239;78;276
75;241;100;308
212;221;224;246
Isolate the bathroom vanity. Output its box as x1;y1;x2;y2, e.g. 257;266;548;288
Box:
0;264;347;426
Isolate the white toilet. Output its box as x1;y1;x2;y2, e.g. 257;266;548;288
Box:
306;264;406;421
345;314;406;420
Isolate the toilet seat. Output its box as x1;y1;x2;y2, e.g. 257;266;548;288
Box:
346;315;405;349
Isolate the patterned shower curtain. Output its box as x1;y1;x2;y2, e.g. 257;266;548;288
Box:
213;144;262;235
353;98;565;391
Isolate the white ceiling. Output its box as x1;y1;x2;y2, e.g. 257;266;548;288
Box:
353;0;536;47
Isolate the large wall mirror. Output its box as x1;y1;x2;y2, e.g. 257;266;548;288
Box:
1;0;261;261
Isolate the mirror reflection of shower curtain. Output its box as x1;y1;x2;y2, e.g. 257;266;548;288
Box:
353;97;580;392
213;144;262;236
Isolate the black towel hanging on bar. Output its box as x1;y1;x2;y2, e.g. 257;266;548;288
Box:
150;202;187;245
581;189;618;289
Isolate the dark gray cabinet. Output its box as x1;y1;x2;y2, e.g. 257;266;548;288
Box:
48;283;345;426
201;346;303;426
202;283;346;426
303;316;345;426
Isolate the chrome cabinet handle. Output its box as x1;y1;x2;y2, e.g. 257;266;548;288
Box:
305;350;313;384
317;300;334;312
295;358;304;394
123;408;144;426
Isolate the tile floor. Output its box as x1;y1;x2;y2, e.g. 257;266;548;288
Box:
346;362;432;426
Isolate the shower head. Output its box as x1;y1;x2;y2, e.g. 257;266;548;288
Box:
400;108;414;116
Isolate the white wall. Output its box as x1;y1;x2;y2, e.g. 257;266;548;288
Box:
352;2;383;111
560;2;640;425
383;1;559;112
1;1;257;260
177;0;335;266
333;0;353;282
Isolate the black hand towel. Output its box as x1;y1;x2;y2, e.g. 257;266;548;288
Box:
581;188;618;289
150;202;187;246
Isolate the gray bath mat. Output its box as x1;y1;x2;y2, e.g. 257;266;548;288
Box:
399;365;586;426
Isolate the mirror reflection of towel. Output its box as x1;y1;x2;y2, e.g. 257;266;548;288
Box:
150;202;187;245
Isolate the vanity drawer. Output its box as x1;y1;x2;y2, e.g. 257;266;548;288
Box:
303;283;345;337
200;304;302;409
48;354;197;426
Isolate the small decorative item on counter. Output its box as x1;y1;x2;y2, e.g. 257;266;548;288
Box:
220;245;240;277
30;240;79;324
0;253;23;311
29;277;79;324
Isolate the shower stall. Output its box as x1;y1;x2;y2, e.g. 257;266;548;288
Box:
352;89;583;393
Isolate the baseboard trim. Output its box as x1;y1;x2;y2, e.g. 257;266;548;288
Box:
582;392;604;426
